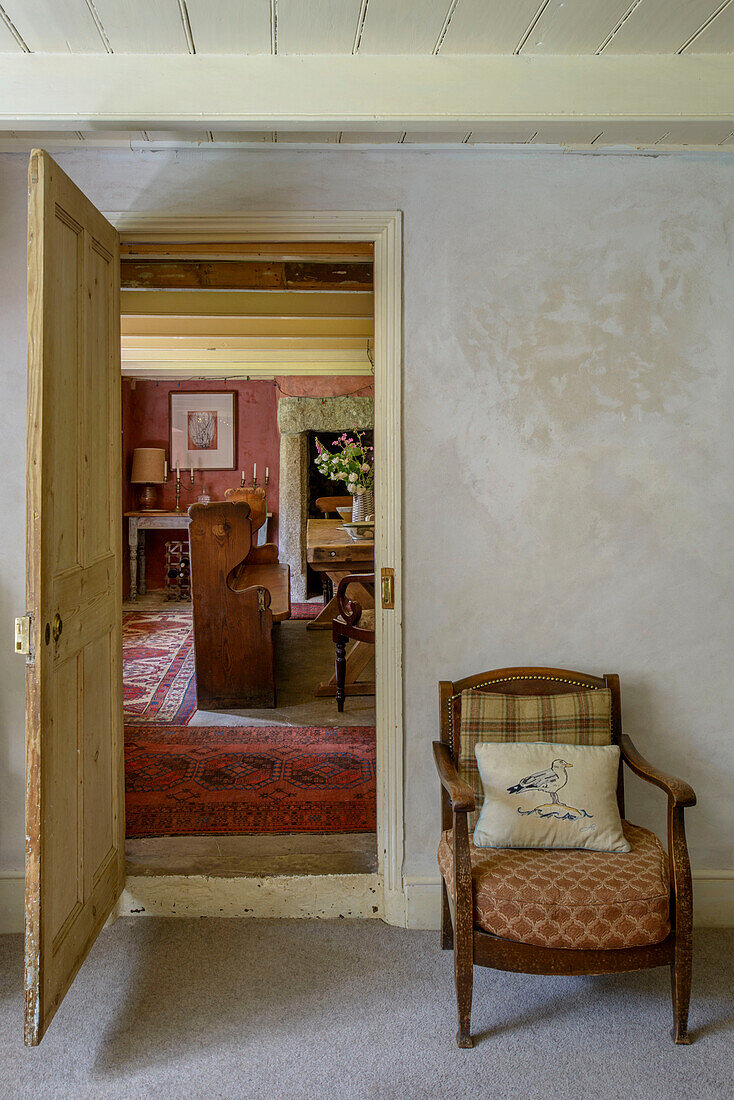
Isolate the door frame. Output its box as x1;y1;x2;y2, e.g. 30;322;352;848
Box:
109;211;405;924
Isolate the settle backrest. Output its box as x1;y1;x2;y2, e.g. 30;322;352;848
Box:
224;486;267;534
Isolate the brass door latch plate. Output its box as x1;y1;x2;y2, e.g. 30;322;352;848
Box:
15;615;31;656
381;568;394;610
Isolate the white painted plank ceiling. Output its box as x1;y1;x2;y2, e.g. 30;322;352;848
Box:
338;130;405;142
526;0;634;55
276;0;363;55
275;131;340;142
91;1;189;53
3;0;104;53
685;1;734;50
356;0;449;54
2;0;733;55
603;0;732;53
468;123;537;144
0;18;23;51
185;1;271;55
438;0;554;54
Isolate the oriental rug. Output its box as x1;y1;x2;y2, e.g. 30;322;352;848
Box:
124;724;377;836
123;611;196;725
290;602;322;620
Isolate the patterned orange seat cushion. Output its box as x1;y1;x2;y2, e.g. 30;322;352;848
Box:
438;821;670;950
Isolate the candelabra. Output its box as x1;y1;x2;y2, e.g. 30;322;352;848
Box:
240;466;270;489
175;468;195;512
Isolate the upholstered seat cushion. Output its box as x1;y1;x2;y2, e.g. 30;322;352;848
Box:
438;821;670;950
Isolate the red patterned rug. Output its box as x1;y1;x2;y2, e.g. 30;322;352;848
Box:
124;725;376;836
123;611;196;725
290;602;322;620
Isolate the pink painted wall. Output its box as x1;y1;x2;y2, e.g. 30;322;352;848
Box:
122;375;373;593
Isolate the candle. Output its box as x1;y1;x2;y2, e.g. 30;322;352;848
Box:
190;466;193;479
176;466;180;480
253;463;257;480
241;470;245;481
265;466;269;480
163;460;167;481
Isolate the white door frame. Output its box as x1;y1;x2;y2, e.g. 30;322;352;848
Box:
108;211;405;925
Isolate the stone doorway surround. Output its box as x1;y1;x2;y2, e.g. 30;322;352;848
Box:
278;395;374;600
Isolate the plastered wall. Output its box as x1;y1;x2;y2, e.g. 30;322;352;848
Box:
0;147;732;880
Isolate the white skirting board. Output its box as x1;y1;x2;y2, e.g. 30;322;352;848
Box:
0;871;732;933
404;872;734;931
0;872;23;934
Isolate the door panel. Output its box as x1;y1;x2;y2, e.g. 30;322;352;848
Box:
25;150;123;1046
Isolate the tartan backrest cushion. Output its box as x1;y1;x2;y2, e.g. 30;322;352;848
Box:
458;688;613;827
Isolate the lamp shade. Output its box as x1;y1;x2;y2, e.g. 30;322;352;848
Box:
131;448;166;484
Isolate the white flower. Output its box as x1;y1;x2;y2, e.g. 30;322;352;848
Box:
361;463;370;472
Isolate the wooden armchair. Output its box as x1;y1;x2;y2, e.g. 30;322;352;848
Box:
332;573;376;711
434;667;696;1048
188;500;290;709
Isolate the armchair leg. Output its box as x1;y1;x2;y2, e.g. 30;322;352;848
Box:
670;947;693;1043
441;877;453;950
454;935;473;1048
335;634;347;713
669;803;694;1043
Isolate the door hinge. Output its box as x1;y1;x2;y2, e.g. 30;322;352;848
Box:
14;615;32;657
381;568;394;610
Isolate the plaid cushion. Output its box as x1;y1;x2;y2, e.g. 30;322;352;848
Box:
459;688;612;826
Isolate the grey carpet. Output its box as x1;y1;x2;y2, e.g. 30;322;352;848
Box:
0;921;732;1100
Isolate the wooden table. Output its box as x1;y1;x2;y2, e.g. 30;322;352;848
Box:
306;519;375;699
126;509;274;599
126;511;190;600
306;519;374;629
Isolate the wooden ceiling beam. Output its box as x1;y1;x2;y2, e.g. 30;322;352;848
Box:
120;314;374;337
120;241;374;261
120;288;374;317
120;259;373;290
1;55;732;131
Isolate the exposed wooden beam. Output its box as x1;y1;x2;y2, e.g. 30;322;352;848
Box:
120;315;374;337
120;289;374;317
0;55;732;130
120;241;374;260
120;259;373;290
121;336;370;351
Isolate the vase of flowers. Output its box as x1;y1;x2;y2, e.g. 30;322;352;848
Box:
314;430;374;521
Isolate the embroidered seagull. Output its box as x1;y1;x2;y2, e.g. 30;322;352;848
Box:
507;758;573;804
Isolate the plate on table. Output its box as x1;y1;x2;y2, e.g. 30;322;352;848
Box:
340;522;374;541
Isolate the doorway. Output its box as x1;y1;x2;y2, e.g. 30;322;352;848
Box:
110;212;404;921
119;241;378;877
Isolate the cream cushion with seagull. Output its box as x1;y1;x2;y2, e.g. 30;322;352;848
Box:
473;741;630;853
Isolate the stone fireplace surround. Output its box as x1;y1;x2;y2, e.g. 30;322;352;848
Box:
278;395;374;600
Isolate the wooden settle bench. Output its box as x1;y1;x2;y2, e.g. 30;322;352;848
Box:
188;500;291;709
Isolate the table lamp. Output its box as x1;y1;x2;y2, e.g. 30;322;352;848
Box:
131;447;167;511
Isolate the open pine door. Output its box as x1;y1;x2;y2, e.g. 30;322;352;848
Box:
25;150;124;1045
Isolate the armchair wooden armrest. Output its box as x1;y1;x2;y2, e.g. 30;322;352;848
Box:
336;572;375;627
620;735;696;807
246;543;280;565
432;742;476;814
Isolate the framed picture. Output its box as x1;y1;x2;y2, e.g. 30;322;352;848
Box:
169;390;237;471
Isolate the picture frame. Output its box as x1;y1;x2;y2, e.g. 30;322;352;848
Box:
169;390;237;471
